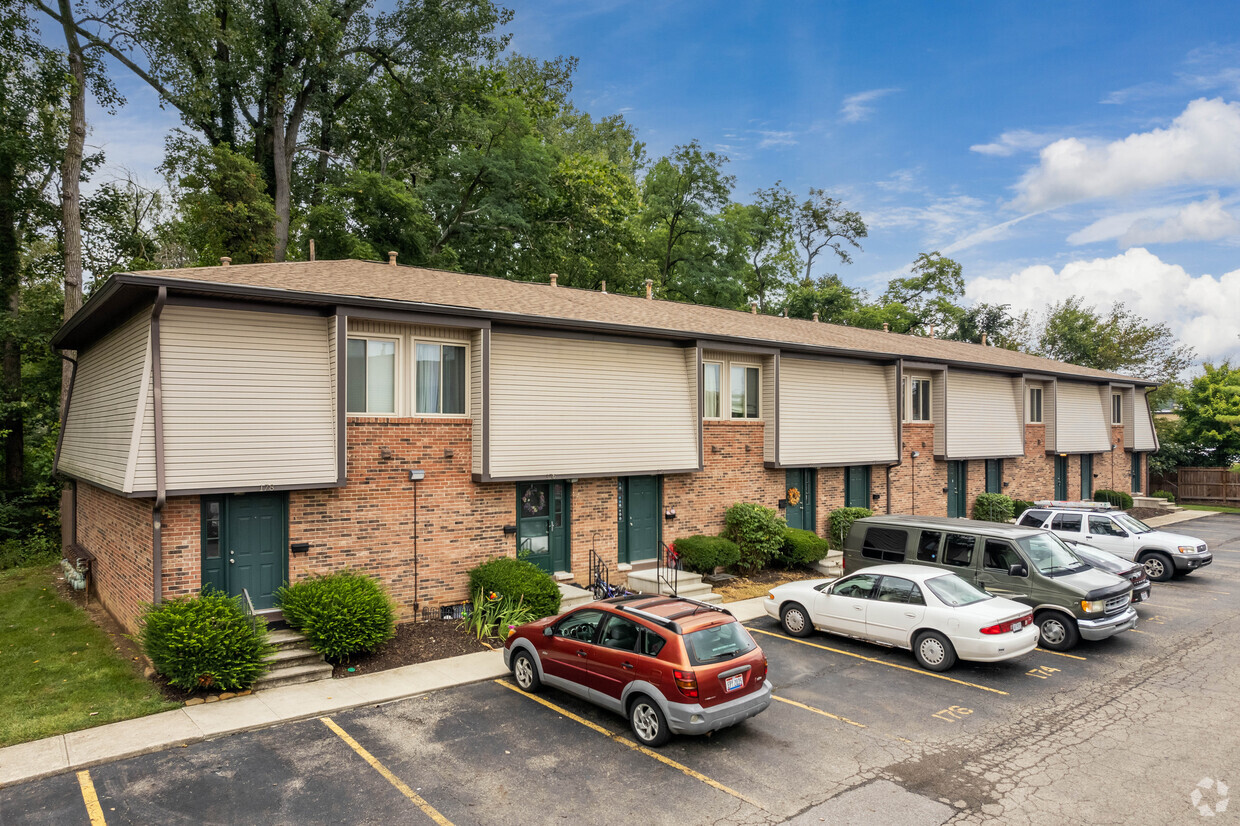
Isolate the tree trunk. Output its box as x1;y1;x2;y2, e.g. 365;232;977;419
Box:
271;94;291;261
0;143;22;490
58;0;86;413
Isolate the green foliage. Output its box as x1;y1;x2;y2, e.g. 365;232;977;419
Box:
1093;489;1134;510
176;144;277;265
276;571;396;661
460;588;538;640
879;252;966;334
1174;362;1240;467
1152;490;1176;502
305;170;435;264
1012;499;1036;518
468;556;561;618
777;528;831;567
784;274;863;323
671;535;741;573
0;533;59;571
722;503;786;573
138;588;272;691
827;507;873;549
971;493;1015;523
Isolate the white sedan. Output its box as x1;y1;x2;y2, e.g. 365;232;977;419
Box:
765;564;1039;671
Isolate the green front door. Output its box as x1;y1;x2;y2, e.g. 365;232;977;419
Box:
1131;453;1143;494
1080;454;1093;499
843;466;870;510
1054;456;1069;500
784;469;817;532
619;476;660;563
985;459;1002;494
946;461;967;518
200;493;287;610
518;482;569;574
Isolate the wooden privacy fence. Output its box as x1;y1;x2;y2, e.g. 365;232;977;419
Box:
1176;467;1240;505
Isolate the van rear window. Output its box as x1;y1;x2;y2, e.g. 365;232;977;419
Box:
861;527;907;562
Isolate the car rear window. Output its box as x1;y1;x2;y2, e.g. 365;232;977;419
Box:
925;574;992;607
916;530;942;563
683;622;756;666
943;533;975;567
861;527;907;561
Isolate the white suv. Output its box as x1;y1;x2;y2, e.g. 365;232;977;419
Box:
1017;505;1212;582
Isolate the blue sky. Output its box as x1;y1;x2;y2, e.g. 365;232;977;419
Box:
78;1;1240;361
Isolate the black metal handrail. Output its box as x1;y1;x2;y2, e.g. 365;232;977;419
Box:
589;544;614;599
240;587;262;633
657;541;679;597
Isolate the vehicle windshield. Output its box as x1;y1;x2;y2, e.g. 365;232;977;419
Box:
683;622;756;666
924;574;992;607
1072;545;1118;571
1112;513;1153;534
1018;533;1090;576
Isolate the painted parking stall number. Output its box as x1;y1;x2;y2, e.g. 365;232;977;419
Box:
1027;665;1060;679
931;705;974;722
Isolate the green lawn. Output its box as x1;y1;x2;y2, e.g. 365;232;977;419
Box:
1179;503;1240;514
0;566;177;747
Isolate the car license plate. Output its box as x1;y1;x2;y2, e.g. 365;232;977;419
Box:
725;674;744;692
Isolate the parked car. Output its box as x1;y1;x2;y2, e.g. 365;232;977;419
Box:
842;515;1137;651
1065;543;1152;603
1017;506;1212;582
765;564;1038;672
504;594;771;747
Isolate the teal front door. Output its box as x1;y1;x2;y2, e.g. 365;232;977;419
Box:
946;461;967;518
518;482;569;574
1131;453;1143;494
985;459;1002;494
843;466;870;510
785;469;817;532
1054;456;1069;499
619;476;661;563
200;493;287;610
1080;454;1093;499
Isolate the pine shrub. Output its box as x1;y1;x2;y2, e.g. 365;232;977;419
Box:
972;493;1015;523
138;588;273;691
1152;490;1176;502
1012;499;1037;519
468;557;561;619
778;528;831;567
1093;489;1134;510
277;571;396;661
724;503;787;573
827;507;873;549
672;535;741;573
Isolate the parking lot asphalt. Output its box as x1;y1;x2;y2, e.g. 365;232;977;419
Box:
2;514;1238;826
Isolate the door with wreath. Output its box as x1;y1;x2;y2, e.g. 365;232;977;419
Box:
516;482;570;574
784;469;817;533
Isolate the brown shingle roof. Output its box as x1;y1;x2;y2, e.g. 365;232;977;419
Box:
78;259;1154;385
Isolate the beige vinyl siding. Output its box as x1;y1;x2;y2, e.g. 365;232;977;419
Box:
1042;381;1057;449
488;333;697;477
778;357;899;466
1054;381;1111;453
932;372;947;456
1120;386;1134;446
58;309;152;491
944;371;1024;459
132;306;336;492
685;346;700;461
347;319;470;341
764;354;778;462
471;329;486;475
1133;390;1157;451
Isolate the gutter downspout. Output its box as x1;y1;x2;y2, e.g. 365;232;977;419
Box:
151;287;167;604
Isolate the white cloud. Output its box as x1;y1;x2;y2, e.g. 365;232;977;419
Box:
1068;195;1240;247
1014;98;1240;210
875;168;920;193
756;130;798;148
967;248;1240;362
1104;45;1240;104
864;195;988;242
839;88;900;123
970;130;1056;157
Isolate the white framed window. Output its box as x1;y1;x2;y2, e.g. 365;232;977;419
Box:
1111;392;1123;425
703;362;723;418
1027;386;1043;423
347;337;398;414
904;376;931;422
730;364;760;419
415;341;467;415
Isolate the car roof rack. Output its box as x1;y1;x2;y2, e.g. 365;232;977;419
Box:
1033;500;1115;510
616;605;682;634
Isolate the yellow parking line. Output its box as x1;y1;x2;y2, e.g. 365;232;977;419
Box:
1129;628;1149;634
773;695;867;728
749;627;1008;695
1035;648;1087;660
320;717;453;826
494;680;766;810
76;770;106;826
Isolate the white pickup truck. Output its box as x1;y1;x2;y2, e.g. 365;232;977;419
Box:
1017;504;1212;582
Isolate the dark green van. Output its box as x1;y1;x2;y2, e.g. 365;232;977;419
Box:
843;515;1137;651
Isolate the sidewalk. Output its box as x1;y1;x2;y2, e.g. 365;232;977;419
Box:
0;595;771;789
1142;509;1218;528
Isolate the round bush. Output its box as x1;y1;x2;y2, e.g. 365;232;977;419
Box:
724;503;786;573
972;493;1015;523
1093;489;1134;510
138;588;273;691
1152;490;1176;502
468;557;561;618
778;528;831;567
672;535;741;573
277;571;396;661
827;507;872;549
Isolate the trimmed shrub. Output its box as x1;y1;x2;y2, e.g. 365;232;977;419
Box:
468;557;561;619
1012;499;1036;519
827;507;872;549
672;535;741;574
723;503;787;573
972;493;1015;523
138;588;272;691
778;528;831;567
1093;489;1134;510
1152;490;1176;502
277;571;396;661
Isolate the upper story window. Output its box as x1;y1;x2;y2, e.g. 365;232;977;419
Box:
904;376;931;422
703;362;722;418
1112;392;1123;425
730;364;760;419
347;337;397;413
1027;386;1043;423
416;342;467;415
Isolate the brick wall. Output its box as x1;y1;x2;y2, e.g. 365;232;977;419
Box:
889;423;947;516
75;482;154;632
1007;424;1053;501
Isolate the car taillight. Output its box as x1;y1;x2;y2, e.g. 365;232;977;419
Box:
673;669;698;698
981;614;1034;635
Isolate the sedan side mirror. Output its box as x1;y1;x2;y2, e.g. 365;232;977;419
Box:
1008;563;1029;578
543;626;554;637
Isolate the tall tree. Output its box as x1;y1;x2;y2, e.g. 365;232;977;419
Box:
879;251;966;334
792;187;866;281
730;184;799;312
1174;362;1240;467
783;274;863;323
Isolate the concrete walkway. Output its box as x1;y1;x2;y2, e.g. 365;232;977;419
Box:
0;595;772;789
1142;509;1219;528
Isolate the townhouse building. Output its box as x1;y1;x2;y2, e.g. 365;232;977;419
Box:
53;259;1159;631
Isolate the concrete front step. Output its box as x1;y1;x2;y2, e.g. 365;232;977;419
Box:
254;661;335;690
813;550;844;578
267;628;312;650
266;647;327;669
624;569;723;604
559;582;595;611
1132;496;1177;511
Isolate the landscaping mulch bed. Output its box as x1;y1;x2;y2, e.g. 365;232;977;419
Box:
1127;507;1166;521
331;619;491;678
710;567;826;602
